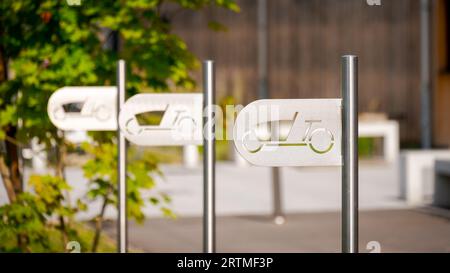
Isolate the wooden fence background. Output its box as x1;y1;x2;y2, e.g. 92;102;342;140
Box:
173;0;422;144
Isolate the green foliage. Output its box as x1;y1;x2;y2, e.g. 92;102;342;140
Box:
214;95;237;160
28;175;83;217
0;220;116;253
358;137;376;157
0;175;81;252
0;193;50;252
0;0;239;145
0;0;238;251
81;142;174;222
208;21;229;32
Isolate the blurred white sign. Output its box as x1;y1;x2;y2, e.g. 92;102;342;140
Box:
119;93;203;146
47;87;117;131
233;99;342;167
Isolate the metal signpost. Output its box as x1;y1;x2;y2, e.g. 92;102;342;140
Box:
118;94;203;146
117;61;212;253
258;0;284;225
47;61;129;253
234;55;359;253
234;99;342;167
48;56;356;253
341;55;358;253
48;59;215;253
117;60;128;253
203;60;216;253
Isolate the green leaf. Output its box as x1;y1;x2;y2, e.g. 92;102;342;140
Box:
208;21;228;32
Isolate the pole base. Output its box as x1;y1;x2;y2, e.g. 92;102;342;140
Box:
274;215;286;225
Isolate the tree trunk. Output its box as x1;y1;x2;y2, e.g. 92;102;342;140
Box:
17;233;31;253
54;139;70;250
0;42;22;200
59;215;69;250
54;138;67;179
92;197;109;253
0;154;16;202
5;126;22;193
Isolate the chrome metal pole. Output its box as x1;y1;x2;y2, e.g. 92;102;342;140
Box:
258;0;269;100
420;0;432;149
258;0;285;224
203;60;216;253
117;60;127;253
272;167;285;225
341;55;359;253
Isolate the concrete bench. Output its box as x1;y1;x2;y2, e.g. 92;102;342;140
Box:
359;120;399;163
183;145;200;168
400;150;450;205
433;160;450;209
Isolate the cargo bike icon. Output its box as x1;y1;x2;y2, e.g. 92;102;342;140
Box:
242;112;335;154
52;100;112;121
124;105;197;137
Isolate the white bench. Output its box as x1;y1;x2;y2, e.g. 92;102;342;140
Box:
400;150;450;205
434;160;450;208
183;145;199;168
359;120;399;163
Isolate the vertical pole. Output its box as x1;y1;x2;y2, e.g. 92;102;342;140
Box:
272;167;285;225
420;0;432;149
258;0;269;100
258;0;284;224
117;60;127;253
342;55;359;253
203;60;216;253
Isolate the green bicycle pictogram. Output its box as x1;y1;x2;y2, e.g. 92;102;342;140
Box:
242;112;335;154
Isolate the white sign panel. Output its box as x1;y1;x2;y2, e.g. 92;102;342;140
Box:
233;99;342;167
48;87;117;131
118;93;203;146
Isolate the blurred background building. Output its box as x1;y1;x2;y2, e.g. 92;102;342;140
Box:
172;0;449;148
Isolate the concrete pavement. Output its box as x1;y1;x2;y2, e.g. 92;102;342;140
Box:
0;161;410;219
102;207;450;253
2;161;450;252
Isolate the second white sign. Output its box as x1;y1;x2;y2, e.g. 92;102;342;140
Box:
119;93;203;146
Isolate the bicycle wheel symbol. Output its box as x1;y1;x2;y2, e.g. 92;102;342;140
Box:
307;128;335;154
242;125;335;154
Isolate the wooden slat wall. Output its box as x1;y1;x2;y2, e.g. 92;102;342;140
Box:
434;0;450;148
173;0;422;143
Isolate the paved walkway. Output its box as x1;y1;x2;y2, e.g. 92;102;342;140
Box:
2;161;449;252
31;161;408;220
0;161;415;220
145;161;407;217
103;208;450;253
